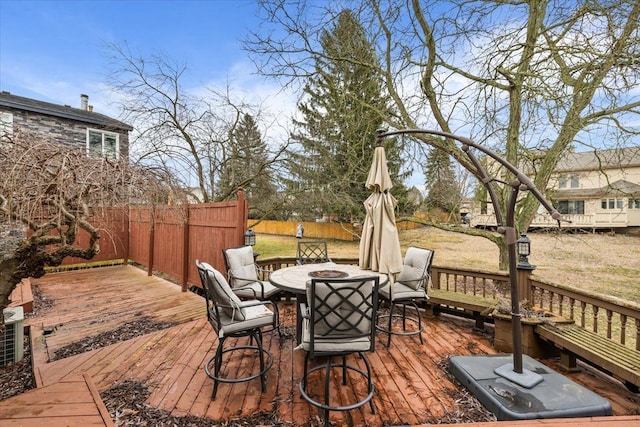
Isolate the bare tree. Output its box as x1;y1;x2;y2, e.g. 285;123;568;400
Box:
0;130;170;315
107;43;289;209
247;0;640;267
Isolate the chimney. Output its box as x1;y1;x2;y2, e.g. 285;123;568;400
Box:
80;94;89;110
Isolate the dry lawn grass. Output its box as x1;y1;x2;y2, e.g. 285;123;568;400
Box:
401;227;640;303
256;227;640;303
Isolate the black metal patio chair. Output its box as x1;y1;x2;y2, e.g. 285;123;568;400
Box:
376;246;433;347
298;275;380;426
296;240;332;264
196;260;276;399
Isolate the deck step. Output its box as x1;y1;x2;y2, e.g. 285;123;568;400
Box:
0;374;114;426
9;278;34;313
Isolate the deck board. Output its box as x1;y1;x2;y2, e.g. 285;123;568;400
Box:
0;374;114;427
7;264;637;426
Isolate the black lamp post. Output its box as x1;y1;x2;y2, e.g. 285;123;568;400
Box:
517;233;535;269
244;228;256;246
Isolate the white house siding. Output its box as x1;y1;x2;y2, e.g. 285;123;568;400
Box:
470;148;640;230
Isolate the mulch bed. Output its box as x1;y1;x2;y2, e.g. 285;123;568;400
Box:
51;317;176;361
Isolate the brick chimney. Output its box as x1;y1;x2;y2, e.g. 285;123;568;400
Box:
80;94;89;110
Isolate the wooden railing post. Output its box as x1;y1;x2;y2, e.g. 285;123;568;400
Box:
517;266;534;305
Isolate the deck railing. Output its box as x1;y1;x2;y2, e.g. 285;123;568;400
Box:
528;276;640;350
256;256;640;351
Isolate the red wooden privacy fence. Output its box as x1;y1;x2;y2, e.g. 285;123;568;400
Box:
60;190;249;291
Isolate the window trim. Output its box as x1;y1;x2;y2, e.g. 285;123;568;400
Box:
554;199;585;215
600;198;624;210
1;111;13;140
87;128;119;160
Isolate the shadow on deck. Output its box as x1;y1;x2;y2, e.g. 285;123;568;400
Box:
4;265;638;426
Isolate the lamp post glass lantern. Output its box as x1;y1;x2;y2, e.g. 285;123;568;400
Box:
244;228;256;246
517;233;533;268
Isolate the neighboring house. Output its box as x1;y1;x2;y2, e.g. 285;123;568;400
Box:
0;92;133;260
0;91;132;160
471;147;640;232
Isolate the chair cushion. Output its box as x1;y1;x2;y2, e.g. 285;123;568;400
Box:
301;317;372;353
225;246;259;287
396;247;433;290
233;280;280;299
220;302;274;336
201;262;247;321
380;281;428;301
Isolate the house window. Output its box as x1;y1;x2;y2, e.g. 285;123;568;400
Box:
558;174;579;189
628;199;640;209
601;198;624;210
480;202;488;215
558;175;567;188
555;200;584;215
87;129;119;159
0;112;13;141
570;174;579;188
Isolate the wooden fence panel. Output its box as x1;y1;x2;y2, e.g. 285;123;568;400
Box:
151;206;187;281
128;207;151;267
61;207;127;265
187;201;247;288
249;220;356;241
125;190;247;291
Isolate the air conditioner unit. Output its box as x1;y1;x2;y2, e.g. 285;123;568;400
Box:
1;306;24;365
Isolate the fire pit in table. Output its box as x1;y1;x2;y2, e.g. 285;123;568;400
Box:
308;270;349;279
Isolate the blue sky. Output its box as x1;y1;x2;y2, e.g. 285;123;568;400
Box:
0;0;270;116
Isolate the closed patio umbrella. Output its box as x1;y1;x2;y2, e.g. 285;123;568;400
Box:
359;144;403;276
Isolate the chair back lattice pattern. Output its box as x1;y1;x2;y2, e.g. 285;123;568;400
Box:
297;240;332;264
307;276;380;355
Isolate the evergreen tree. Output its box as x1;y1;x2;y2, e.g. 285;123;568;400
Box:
218;113;278;217
424;148;460;214
287;9;410;221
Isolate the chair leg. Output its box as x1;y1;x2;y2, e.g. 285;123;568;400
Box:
302;352;310;389
212;337;226;400
272;301;282;338
256;329;267;392
360;352;376;414
381;300;424;347
324;356;332;426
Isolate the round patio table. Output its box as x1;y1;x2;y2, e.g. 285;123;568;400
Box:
269;262;389;343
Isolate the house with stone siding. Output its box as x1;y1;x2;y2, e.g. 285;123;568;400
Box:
0;91;131;159
0;92;133;260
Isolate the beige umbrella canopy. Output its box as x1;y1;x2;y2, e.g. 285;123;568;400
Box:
359;145;403;275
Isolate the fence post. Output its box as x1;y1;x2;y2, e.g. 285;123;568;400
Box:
236;188;248;247
181;202;190;292
147;205;155;277
123;206;129;266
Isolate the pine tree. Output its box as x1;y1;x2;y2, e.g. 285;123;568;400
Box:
218;113;278;217
424;148;460;214
287;9;409;221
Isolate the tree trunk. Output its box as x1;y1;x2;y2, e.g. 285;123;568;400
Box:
0;258;20;323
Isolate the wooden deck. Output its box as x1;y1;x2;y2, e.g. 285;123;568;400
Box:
0;374;115;426
4;265;639;426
